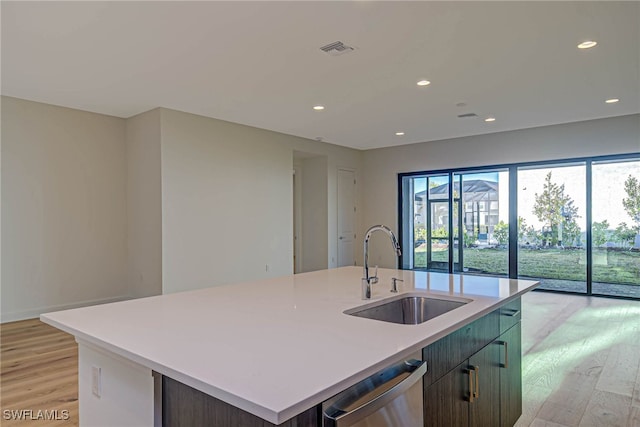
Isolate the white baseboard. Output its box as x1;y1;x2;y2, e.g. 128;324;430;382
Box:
1;295;133;323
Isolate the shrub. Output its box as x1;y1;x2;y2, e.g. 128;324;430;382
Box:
494;221;509;245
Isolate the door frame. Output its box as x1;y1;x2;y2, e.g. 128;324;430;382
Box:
337;167;357;267
293;165;303;273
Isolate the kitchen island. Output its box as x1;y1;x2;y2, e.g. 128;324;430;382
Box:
41;266;538;426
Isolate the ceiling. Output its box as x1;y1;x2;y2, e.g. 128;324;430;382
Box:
2;1;638;150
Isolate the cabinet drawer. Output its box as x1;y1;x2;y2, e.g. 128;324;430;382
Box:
499;297;521;334
423;309;499;386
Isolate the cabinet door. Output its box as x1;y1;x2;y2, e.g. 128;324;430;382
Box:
423;361;470;427
499;323;522;427
468;342;501;427
423;309;500;386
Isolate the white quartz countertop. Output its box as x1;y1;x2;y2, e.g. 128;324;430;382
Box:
41;267;538;424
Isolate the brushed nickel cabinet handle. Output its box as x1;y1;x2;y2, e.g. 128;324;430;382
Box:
466;367;475;403
503;341;509;369
504;309;520;317
473;365;480;399
497;340;509;369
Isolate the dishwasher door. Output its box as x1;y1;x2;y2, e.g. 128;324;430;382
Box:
322;356;426;427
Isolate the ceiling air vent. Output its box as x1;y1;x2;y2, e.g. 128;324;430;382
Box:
320;41;355;56
457;113;478;118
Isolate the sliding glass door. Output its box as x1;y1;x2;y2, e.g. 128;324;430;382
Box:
399;153;639;300
401;169;508;276
517;163;587;293
456;170;509;276
591;159;640;297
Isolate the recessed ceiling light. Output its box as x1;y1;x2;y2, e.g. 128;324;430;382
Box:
577;40;597;49
395;132;405;136
417;80;431;86
605;98;619;104
313;105;325;111
485;117;496;122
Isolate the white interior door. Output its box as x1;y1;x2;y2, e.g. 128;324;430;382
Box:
337;169;356;267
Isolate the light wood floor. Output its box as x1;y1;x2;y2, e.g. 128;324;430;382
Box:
0;318;78;426
516;292;640;427
0;292;638;426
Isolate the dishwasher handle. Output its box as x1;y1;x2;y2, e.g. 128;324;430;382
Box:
323;359;427;427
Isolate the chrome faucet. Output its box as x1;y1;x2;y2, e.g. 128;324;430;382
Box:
362;225;402;299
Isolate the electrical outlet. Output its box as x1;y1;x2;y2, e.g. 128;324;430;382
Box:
92;366;101;398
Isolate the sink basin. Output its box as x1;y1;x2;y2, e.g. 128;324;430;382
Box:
345;295;469;325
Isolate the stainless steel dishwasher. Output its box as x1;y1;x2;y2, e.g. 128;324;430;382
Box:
322;353;426;427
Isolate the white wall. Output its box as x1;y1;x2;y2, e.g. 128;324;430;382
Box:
126;109;163;298
1;97;129;321
362;114;640;268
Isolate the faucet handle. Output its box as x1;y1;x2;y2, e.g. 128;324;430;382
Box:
391;277;403;293
370;265;379;284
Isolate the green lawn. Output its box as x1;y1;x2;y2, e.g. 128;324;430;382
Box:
414;247;639;285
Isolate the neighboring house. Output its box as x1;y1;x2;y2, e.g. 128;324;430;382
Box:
414;179;500;244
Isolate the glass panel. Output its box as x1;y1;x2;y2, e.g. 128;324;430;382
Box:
413;177;427;269
517;164;587;292
400;174;454;271
458;170;509;276
428;175;450;200
453;198;461;272
428;200;449;271
591;159;640;298
400;176;418;269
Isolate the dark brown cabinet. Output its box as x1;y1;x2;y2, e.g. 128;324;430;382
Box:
423;360;469;426
423;341;501;427
469;342;501;427
498;322;522;427
423;298;522;427
162;376;319;427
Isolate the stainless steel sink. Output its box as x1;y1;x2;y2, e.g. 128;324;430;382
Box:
345;295;469;325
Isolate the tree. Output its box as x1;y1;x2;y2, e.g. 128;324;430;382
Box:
517;216;528;242
563;220;582;247
592;220;610;247
493;221;509;246
622;175;640;232
533;172;581;246
613;222;635;247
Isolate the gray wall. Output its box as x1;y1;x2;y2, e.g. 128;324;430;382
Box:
126;108;163;298
160;108;294;293
300;155;329;272
1;96;129;321
1;98;363;318
159;108;363;293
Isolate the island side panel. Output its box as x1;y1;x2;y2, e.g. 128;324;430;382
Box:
78;341;155;426
162;376;320;426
